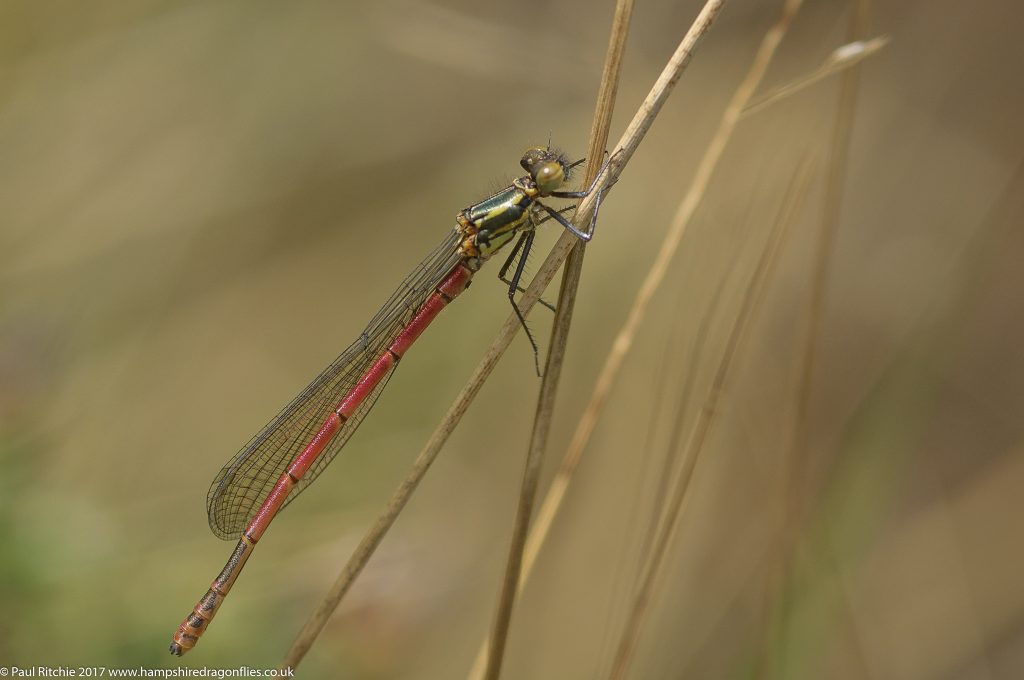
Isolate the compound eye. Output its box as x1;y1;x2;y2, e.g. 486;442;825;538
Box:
520;147;546;173
533;161;564;194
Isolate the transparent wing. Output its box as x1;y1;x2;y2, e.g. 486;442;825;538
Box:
206;230;463;539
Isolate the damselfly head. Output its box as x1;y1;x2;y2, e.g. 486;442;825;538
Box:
520;146;571;196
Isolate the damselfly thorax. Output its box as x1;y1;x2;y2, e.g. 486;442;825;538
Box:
456;146;576;269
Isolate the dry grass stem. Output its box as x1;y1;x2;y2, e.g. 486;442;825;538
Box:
788;0;870;532
607;154;817;679
496;1;809;662
637;276;729;568
281;0;727;672
480;1;634;678
759;2;871;676
741;35;887;118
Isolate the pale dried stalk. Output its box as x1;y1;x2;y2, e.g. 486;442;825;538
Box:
281;0;727;671
759;1;871;676
742;35;887;118
501;18;893;678
513;1;810;654
787;0;869;538
476;0;732;675
480;1;634;678
607;154;817;679
603;4;809;671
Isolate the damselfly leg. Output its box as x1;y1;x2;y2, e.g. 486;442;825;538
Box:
497;207;575;312
504;229;543;375
496;154;615;373
537;154;616;241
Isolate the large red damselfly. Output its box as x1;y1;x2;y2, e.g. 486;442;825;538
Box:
170;146;607;655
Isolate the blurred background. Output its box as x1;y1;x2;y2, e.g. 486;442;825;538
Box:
1;0;1022;678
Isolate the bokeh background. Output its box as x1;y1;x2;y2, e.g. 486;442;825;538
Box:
1;0;1022;678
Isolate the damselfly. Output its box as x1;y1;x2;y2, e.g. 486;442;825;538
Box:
170;146;607;655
